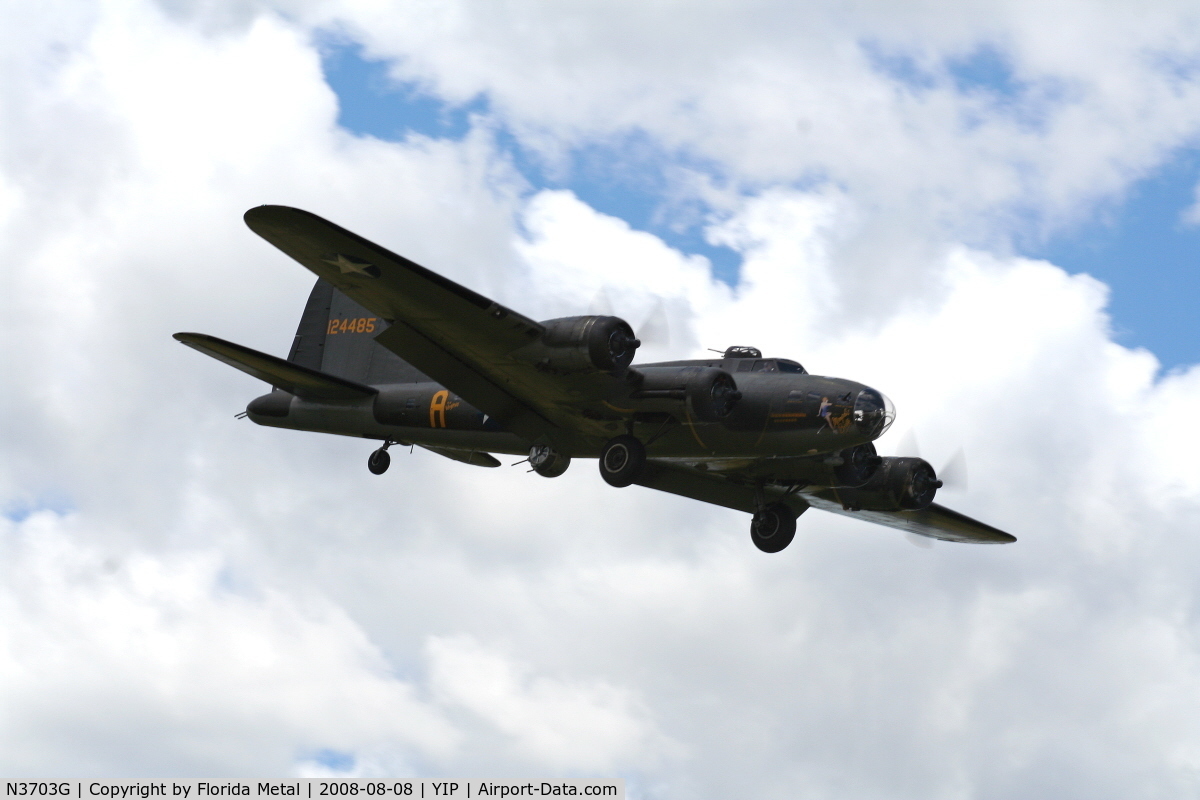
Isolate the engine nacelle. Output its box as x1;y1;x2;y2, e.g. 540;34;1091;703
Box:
629;366;742;422
517;316;641;374
832;456;941;511
748;442;880;488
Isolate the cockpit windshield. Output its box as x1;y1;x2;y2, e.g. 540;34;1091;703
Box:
853;388;895;437
776;359;806;374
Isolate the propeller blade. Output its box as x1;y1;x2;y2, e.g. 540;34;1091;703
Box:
588;288;615;316
637;297;671;348
893;430;966;491
905;531;936;549
938;448;968;491
895;429;921;458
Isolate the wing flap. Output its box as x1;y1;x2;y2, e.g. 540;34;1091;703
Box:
174;332;377;401
634;461;810;517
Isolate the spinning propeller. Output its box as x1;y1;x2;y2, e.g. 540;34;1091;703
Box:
589;289;671;348
894;430;969;548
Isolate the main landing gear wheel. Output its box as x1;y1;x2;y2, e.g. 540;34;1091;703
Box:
750;502;797;553
367;447;391;475
599;434;646;487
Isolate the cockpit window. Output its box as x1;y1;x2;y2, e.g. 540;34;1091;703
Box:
735;358;805;374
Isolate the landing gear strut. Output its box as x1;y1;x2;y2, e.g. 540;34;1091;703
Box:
368;441;393;475
599;434;646;487
750;502;797;553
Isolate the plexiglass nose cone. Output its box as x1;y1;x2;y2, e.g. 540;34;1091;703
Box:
853;388;896;437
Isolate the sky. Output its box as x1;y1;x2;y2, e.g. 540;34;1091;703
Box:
3;1;1200;797
322;35;1200;370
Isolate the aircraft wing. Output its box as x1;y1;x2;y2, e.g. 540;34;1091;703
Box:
244;205;619;450
799;490;1016;544
633;461;1015;544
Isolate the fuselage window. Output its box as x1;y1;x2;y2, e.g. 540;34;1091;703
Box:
736;360;754;372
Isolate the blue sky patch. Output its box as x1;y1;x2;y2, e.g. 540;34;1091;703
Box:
860;41;937;92
319;39;743;286
320;39;480;141
533;132;743;285
306;748;355;772
1029;148;1200;370
4;493;74;523
863;40;1026;100
866;40;1061;133
947;45;1022;98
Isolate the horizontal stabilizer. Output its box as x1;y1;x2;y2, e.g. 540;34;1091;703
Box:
420;445;502;468
174;332;377;401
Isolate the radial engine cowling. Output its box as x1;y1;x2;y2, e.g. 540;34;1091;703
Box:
832;456;941;511
747;442;880;488
519;316;641;374
630;366;742;422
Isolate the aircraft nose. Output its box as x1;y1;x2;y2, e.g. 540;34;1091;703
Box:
853;388;895;438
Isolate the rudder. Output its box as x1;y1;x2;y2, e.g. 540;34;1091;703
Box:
287;279;334;370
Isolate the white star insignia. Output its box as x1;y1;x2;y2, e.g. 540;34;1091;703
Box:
321;253;380;278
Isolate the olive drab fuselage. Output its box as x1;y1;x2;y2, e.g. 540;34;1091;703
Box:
246;355;890;463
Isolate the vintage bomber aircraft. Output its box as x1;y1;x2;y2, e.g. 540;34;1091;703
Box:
176;206;1015;552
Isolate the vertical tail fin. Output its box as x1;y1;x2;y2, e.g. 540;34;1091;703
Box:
288;278;428;385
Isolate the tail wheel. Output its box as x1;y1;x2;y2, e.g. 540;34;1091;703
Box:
367;448;391;475
599;435;646;487
750;502;797;553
